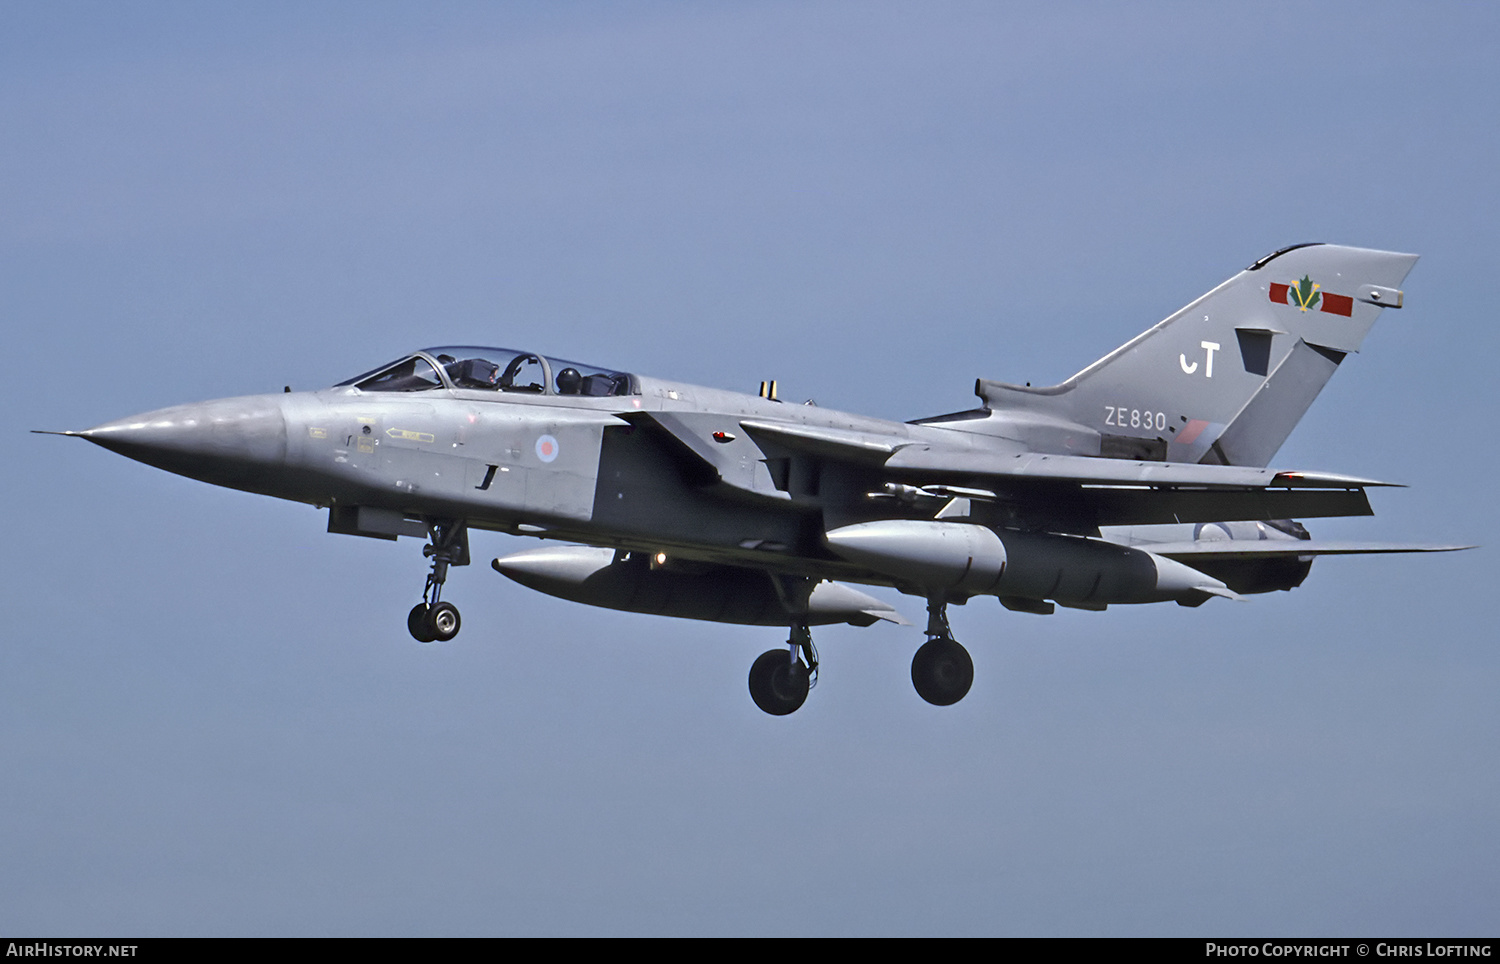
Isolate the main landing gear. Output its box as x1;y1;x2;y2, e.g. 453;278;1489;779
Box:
910;596;973;706
744;590;975;715
748;619;818;716
749;575;820;716
408;520;469;643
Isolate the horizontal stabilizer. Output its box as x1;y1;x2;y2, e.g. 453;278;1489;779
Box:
1079;487;1373;526
1145;541;1476;560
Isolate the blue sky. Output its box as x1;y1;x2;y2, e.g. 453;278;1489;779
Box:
3;1;1496;935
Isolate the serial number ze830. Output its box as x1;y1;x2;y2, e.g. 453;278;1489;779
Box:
1104;406;1168;432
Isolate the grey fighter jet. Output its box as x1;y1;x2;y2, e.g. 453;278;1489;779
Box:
43;243;1468;715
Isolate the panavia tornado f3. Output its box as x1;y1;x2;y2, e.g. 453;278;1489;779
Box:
43;243;1469;714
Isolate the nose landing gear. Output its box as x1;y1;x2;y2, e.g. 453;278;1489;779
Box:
408;599;461;643
407;520;469;643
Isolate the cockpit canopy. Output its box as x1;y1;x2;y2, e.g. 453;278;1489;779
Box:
336;346;637;397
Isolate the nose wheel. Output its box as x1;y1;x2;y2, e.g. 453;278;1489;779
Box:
407;520;468;643
408;600;461;643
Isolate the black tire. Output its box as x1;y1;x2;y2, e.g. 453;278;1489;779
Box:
408;603;438;643
425;601;461;641
748;648;810;716
911;637;974;706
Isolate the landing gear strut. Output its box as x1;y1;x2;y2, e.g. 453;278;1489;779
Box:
408;520;468;643
911;596;973;706
748;619;818;716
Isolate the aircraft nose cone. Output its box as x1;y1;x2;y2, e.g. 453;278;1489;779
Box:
80;395;289;491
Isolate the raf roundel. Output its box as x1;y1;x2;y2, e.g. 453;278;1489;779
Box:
535;434;559;463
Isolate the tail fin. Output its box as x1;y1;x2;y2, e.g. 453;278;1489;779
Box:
975;243;1418;466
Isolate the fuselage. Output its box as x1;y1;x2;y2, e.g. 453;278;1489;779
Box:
68;346;1306;609
77;352;989;583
